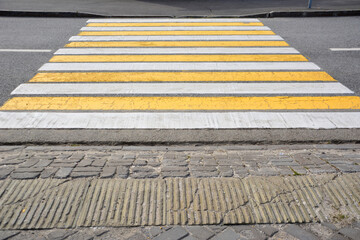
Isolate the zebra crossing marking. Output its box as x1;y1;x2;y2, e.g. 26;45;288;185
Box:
0;18;358;132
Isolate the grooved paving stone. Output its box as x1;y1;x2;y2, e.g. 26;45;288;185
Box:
154;227;188;240
211;228;240;240
338;228;360;240
186;226;215;240
284;225;318;240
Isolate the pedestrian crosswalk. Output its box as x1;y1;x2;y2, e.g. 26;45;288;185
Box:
0;18;359;131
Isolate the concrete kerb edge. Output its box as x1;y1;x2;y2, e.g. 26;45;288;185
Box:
0;128;360;144
0;9;360;18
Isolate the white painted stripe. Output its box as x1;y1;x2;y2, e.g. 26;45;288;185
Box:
81;26;270;31
330;48;360;51
11;83;353;95
69;35;284;41
0;49;52;53
39;62;320;71
1;112;360;129
87;18;260;23
55;47;299;55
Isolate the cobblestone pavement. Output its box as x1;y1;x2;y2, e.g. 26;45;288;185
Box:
0;144;359;240
0;145;360;180
1;222;360;240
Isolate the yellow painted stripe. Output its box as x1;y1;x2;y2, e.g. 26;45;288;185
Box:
87;22;264;27
50;55;307;62
66;41;288;47
1;96;359;111
78;31;275;36
30;72;336;83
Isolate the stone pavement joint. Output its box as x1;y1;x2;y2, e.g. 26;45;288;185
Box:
0;173;359;229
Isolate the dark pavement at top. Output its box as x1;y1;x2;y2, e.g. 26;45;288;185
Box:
1;0;360;16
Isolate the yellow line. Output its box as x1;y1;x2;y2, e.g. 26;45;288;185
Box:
30;72;336;82
66;41;288;47
1;96;359;111
50;55;307;62
78;31;275;36
87;22;264;27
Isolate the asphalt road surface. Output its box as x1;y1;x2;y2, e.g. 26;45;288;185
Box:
1;17;359;106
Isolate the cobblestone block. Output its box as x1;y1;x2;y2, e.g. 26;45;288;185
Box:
91;159;106;167
14;167;44;173
116;166;129;174
34;159;53;167
148;227;162;238
162;166;188;172
40;168;58;178
329;233;348;240
55;168;73;179
147;160;161;167
50;162;77;168
219;170;233;177
123;153;136;159
70;172;99;178
162;171;189;178
131;172;159;179
290;166;307;175
154;226;188;240
101;167;116;178
11;172;40;179
127;233;147;240
339;227;360;240
212;228;240;240
284;225;318;240
107;159;133;167
190;166;217;171
73;167;101;172
0;231;20;240
0;167;13;179
46;230;76;240
335;164;360;172
134;159;147;166
77;159;93;167
191;171;218;178
19;159;39;167
131;166;154;172
277;167;294;175
186;226;214;240
309;167;337;174
260;226;278;237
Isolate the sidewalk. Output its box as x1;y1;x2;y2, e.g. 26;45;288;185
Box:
1;0;360;17
0;144;359;239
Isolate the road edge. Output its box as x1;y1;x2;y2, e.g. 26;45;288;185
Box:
0;9;360;18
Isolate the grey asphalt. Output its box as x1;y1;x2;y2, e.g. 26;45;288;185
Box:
1;0;360;16
0;17;359;106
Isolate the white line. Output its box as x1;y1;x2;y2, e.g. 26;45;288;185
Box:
55;47;299;55
39;62;320;71
1;112;360;129
11;82;353;95
87;18;261;23
330;48;360;51
0;49;52;53
69;35;284;41
81;26;271;31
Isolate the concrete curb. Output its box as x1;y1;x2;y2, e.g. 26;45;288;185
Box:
0;9;360;18
0;129;360;144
